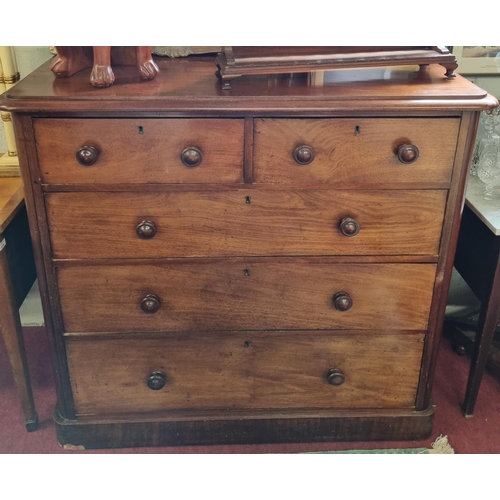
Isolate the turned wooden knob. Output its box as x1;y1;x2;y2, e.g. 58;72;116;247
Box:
181;147;203;167
327;368;345;386
339;217;360;237
293;145;315;165
397;144;419;164
76;145;99;166
147;371;166;390
333;292;353;312
136;220;156;239
141;293;160;314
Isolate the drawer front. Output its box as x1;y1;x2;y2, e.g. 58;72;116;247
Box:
57;262;436;332
47;190;447;259
66;332;424;415
254;118;460;185
34;118;244;184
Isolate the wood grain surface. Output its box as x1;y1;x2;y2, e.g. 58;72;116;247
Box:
0;178;24;233
1;59;497;114
254;118;459;185
66;332;424;415
34;118;244;184
56;262;437;332
46;190;447;259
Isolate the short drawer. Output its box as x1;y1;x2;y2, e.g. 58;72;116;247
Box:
34;118;244;184
46;190;447;259
66;332;424;416
254;118;460;185
56;262;436;333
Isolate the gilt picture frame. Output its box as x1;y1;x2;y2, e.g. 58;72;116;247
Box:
453;46;500;74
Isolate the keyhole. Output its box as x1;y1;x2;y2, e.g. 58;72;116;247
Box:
244;269;250;276
138;126;144;134
354;125;361;135
244;341;250;348
245;196;251;204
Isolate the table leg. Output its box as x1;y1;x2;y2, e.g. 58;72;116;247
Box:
0;237;38;431
462;258;500;417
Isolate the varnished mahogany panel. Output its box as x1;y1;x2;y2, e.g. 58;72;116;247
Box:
46;190;447;259
34;118;244;184
254;118;459;185
66;332;424;415
55;406;435;448
56;262;436;332
1;59;497;114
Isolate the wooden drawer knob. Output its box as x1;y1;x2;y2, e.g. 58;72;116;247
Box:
293;145;315;165
76;145;99;166
147;371;166;390
397;144;419;164
181;147;203;167
327;368;345;386
141;293;160;314
136;220;157;239
333;292;353;312
339;217;360;237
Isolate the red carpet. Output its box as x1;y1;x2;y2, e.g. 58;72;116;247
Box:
1;327;500;453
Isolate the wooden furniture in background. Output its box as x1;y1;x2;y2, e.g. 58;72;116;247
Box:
0;57;496;449
448;175;500;416
0;46;20;177
51;47;159;88
0;178;37;431
215;46;458;90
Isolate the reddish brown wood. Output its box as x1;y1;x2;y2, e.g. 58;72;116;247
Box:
327;368;346;386
2;57;497;448
33;118;244;185
135;220;156;240
215;46;458;90
45;190;447;259
65;332;424;415
254;118;459;185
0;181;38;431
12;114;76;420
333;292;353;312
397;144;420;164
54;405;435;449
52;46;159;88
1;59;496;115
415;112;480;410
75;145;98;166
56;262;436;333
339;218;360;237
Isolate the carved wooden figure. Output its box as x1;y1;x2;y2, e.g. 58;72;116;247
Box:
51;47;159;88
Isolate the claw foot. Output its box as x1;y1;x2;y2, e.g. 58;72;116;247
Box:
138;59;160;81
90;64;115;88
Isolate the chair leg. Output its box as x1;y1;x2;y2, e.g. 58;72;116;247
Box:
0;238;38;431
462;259;500;417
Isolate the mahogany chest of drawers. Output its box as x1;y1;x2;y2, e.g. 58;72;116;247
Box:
1;58;496;449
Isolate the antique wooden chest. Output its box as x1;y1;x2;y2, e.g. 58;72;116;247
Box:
1;57;496;448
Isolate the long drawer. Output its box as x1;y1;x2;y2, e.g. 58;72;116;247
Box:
46;190;447;259
254;118;460;185
56;262;437;333
66;332;424;415
34;118;244;185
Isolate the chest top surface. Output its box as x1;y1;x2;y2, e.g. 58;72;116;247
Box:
0;57;497;114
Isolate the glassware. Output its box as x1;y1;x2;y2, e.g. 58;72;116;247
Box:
476;108;500;199
470;112;487;176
